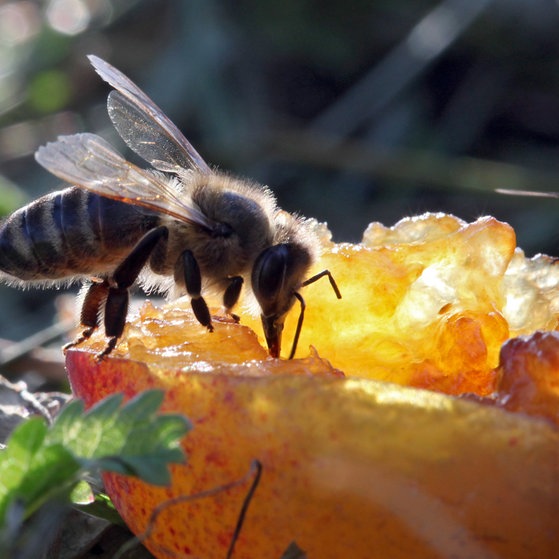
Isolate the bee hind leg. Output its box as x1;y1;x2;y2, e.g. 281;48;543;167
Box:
95;226;169;359
63;280;109;353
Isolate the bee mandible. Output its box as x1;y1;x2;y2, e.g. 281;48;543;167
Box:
0;55;341;359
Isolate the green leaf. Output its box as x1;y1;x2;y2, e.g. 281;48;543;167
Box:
46;390;191;485
0;175;27;216
74;491;125;526
0;390;191;526
0;419;81;522
70;480;94;505
0;418;47;495
28;69;72;113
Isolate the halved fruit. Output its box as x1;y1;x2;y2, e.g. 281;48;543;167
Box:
66;214;559;559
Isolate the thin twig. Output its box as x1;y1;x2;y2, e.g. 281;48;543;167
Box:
0;375;56;424
311;0;494;139
226;460;262;559
0;320;74;368
268;129;559;194
113;460;263;559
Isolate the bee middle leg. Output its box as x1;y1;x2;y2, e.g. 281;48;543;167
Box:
175;250;214;332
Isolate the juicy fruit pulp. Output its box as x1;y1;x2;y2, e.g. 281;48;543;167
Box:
66;213;559;559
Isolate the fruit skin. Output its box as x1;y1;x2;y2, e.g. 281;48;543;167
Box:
496;331;559;424
67;349;559;559
65;213;559;557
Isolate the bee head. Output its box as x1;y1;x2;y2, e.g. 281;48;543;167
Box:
252;243;312;358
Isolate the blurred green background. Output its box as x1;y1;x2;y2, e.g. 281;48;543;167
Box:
2;0;559;344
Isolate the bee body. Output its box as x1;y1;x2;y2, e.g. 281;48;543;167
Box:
1;55;341;358
158;172;278;293
0;187;160;283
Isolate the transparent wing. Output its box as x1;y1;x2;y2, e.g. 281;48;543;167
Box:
88;54;212;176
35;133;215;229
496;188;559;198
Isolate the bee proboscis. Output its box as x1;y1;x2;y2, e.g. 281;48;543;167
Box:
0;55;341;359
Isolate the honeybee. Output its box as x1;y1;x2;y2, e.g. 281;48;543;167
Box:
0;55;341;359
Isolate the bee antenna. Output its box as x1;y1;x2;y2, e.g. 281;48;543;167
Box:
289;292;306;360
289;269;341;359
301;269;342;299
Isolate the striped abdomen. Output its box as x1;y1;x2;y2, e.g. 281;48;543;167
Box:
0;187;160;282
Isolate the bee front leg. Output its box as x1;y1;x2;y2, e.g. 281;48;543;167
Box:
97;226;169;359
223;276;244;322
175;250;213;332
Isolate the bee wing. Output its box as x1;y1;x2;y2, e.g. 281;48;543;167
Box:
35;133;215;229
88;54;212;176
497;188;559;198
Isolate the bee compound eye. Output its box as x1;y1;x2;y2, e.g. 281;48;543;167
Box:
252;245;290;308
